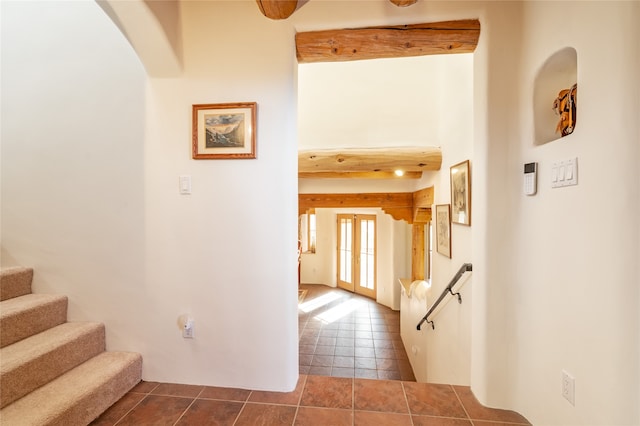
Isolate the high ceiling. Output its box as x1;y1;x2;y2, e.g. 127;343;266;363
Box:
295;21;478;179
254;1;480;179
99;1;479;179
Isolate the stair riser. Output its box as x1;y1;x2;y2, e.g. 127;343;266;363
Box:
0;268;33;301
0;299;67;348
0;353;143;426
0;325;106;409
58;355;142;426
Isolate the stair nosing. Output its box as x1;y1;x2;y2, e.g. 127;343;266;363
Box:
0;321;105;372
0;294;68;318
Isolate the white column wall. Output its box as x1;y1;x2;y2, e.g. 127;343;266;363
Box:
140;1;300;389
501;2;640;424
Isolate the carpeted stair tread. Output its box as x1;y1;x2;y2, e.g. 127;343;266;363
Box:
0;294;67;348
0;351;143;426
0;267;33;301
0;322;106;408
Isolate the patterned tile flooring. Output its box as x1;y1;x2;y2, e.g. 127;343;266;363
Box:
297;284;415;381
92;284;531;425
92;377;531;425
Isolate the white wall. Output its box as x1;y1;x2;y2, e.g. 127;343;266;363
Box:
411;51;474;386
498;2;640;424
298;54;473;150
1;0;148;358
140;1;301;390
2;0;299;392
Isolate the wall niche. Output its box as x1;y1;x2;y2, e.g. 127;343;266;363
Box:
533;47;578;145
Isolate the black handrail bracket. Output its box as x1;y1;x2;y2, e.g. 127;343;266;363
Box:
416;263;472;331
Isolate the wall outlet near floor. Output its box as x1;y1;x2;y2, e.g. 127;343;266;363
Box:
183;318;194;339
562;370;575;405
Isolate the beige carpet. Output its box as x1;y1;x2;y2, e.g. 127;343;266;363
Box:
0;266;142;425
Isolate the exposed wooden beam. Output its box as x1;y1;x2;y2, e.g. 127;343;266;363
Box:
255;0;298;20
299;147;441;176
296;19;480;63
298;171;423;179
413;186;435;209
390;0;418;6
298;192;414;222
299;192;412;211
298;186;433;224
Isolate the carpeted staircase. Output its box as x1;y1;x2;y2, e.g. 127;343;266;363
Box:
0;267;142;425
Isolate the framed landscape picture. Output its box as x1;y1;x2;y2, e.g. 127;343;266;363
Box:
450;160;471;225
192;102;257;159
436;204;451;258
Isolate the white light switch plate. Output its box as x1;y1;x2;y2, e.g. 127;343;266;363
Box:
179;175;192;194
551;157;578;188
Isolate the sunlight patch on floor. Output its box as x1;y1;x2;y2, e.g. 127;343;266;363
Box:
315;298;366;324
299;291;343;313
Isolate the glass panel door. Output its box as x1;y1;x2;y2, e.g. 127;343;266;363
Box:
337;214;354;292
356;215;376;298
337;214;376;298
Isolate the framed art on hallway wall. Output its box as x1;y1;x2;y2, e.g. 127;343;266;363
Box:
436;204;451;258
450;160;471;226
192;102;257;159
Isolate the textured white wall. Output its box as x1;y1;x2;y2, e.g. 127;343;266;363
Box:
1;0;300;392
140;1;300;389
1;0;148;358
501;2;640;424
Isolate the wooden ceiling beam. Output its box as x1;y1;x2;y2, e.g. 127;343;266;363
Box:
296;19;480;63
298;186;433;224
299;192;413;212
299;147;441;176
390;0;418;6
299;171;422;179
255;0;299;20
413;186;434;208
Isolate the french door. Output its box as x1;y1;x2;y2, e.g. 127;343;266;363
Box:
337;214;376;299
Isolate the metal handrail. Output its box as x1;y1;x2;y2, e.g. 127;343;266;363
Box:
416;263;472;330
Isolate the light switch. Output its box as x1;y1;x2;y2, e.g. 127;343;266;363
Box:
566;163;573;179
551;157;578;188
565;157;578;186
179;175;192;195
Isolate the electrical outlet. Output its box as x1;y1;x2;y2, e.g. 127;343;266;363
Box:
183;318;194;339
562;370;575;406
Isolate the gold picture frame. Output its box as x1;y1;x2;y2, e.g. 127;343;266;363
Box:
450;160;471;226
436;204;451;258
192;102;257;159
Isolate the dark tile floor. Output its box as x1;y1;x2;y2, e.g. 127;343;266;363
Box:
92;284;531;425
92;377;530;425
297;284;415;381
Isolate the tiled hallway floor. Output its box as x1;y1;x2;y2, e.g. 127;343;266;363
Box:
92;284;530;425
92;377;530;425
297;284;415;381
